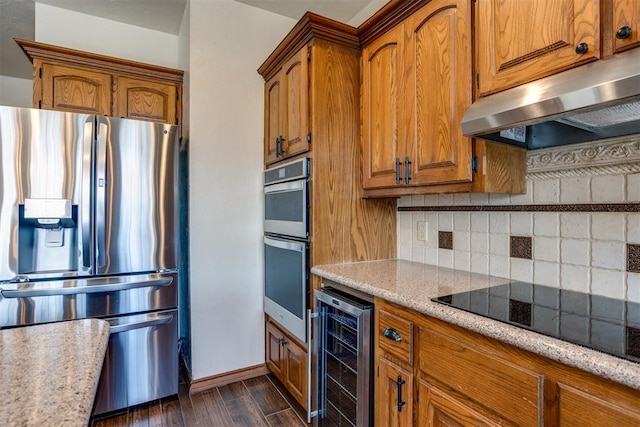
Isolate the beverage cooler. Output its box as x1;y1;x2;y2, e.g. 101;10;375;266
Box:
313;287;373;427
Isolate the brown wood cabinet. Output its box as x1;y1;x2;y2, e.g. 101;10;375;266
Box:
362;0;472;190
375;303;415;427
475;0;601;96
376;358;413;427
39;62;112;115
360;0;526;197
476;0;640;96
259;13;397;409
114;76;177;124
375;298;640;426
265;316;308;409
263;47;310;165
418;381;499;427
613;0;640;52
15;38;183;134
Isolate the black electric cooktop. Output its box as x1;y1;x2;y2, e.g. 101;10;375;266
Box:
432;282;640;363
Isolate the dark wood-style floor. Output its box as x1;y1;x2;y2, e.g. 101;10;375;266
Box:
90;374;308;427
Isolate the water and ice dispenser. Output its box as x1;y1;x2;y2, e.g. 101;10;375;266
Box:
18;198;79;274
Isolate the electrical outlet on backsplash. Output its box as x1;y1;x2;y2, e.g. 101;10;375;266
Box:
397;135;640;303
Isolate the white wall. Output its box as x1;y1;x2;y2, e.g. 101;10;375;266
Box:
187;0;295;380
0;76;32;107
35;3;180;69
397;138;640;303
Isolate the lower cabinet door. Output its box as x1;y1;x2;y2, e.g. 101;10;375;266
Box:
284;338;307;409
417;381;500;427
266;320;285;379
93;309;178;415
558;383;640;426
375;357;413;427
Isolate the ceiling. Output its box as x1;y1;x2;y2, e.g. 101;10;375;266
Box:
0;0;374;80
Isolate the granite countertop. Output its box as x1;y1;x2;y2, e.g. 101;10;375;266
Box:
0;319;110;427
311;259;640;391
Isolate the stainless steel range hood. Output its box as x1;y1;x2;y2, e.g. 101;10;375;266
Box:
461;48;640;149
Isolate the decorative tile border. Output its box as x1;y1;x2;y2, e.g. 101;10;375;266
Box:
526;135;640;180
398;203;640;213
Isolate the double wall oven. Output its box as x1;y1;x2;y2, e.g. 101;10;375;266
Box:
263;158;310;343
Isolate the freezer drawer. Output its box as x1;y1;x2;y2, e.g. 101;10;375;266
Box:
0;272;178;328
92;309;178;416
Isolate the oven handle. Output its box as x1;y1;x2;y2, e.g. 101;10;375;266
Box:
264;179;305;194
264;236;306;252
0;277;173;298
108;313;173;334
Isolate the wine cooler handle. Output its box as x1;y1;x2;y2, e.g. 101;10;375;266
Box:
384;327;403;342
397;376;406;412
307;309;318;423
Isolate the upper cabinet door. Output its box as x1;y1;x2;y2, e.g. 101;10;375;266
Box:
114;77;177;125
281;48;310;159
264;71;283;165
361;26;404;189
476;0;600;95
613;0;640;52
40;63;112;115
405;0;472;186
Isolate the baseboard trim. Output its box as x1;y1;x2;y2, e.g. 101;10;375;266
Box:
189;364;270;395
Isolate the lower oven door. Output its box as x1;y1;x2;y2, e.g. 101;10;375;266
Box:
92;309;178;416
264;236;308;343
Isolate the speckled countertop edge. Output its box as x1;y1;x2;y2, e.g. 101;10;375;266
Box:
0;318;111;427
311;259;640;391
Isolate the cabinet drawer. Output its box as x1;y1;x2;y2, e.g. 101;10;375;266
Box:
378;308;413;365
418;326;542;426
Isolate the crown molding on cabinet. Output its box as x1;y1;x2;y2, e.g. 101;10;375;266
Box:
14;38;184;83
257;12;359;81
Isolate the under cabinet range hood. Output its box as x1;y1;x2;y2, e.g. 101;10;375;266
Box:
461;48;640;149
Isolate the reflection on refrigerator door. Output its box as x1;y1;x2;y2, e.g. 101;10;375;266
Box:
93;310;178;415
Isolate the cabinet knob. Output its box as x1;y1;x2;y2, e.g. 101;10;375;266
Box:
616;26;632;40
384;327;403;342
575;43;589;54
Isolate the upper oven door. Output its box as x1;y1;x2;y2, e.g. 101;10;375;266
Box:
264;179;308;239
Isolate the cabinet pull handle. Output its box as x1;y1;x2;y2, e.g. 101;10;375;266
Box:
575;43;589;54
395;158;402;185
616;26;632;40
276;136;285;157
404;156;412;184
383;327;403;342
397;376;406;412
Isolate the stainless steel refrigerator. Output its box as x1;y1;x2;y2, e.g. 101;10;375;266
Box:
0;106;179;415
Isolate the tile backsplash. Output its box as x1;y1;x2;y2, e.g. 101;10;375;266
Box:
397;172;640;302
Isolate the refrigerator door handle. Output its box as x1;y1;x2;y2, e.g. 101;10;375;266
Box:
0;277;173;298
108;313;173;334
96;118;108;268
82;119;94;270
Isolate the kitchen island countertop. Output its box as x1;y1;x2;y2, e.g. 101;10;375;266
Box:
0;319;110;427
311;259;640;391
